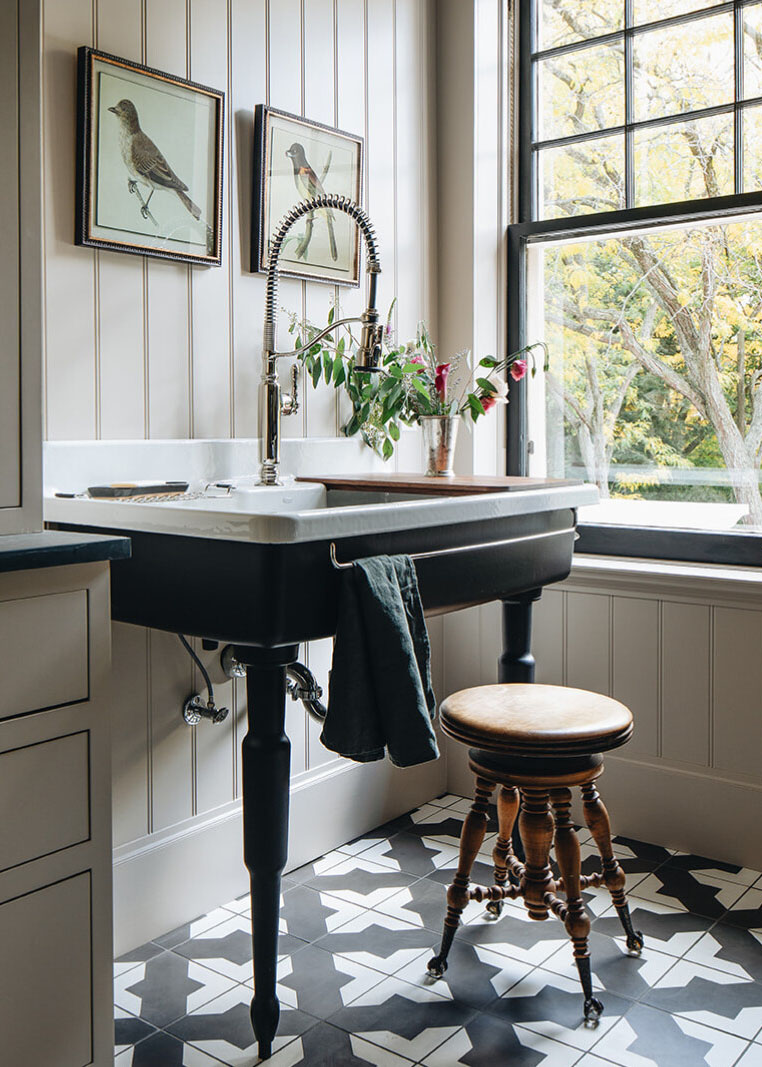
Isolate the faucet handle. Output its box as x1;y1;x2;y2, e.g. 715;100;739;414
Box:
281;362;299;417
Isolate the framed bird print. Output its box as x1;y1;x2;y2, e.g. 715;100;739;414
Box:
76;47;224;266
252;105;364;286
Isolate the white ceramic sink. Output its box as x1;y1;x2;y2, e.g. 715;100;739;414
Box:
43;438;598;544
45;473;598;544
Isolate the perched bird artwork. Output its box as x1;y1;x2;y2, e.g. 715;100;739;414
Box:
285;141;338;261
108;98;201;225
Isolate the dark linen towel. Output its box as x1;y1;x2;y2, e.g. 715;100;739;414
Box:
320;555;439;767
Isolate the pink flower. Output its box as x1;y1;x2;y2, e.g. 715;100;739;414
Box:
409;354;425;366
510;359;528;382
435;362;451;399
481;394;498;413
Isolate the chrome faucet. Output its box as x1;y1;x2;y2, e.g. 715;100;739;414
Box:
259;195;384;485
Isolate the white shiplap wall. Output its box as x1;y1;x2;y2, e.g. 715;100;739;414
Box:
41;0;439;947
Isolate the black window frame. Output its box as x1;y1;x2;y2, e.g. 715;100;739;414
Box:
508;0;762;566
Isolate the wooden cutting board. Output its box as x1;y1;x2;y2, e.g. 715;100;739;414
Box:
295;472;583;496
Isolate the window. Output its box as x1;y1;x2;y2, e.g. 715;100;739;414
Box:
510;0;762;561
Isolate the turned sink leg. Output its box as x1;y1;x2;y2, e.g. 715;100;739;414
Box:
236;644;298;1061
498;590;541;862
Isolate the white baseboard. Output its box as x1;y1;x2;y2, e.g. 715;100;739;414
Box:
113;754;446;954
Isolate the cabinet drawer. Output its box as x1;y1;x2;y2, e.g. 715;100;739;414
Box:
0;590;88;719
0;873;93;1066
0;731;89;873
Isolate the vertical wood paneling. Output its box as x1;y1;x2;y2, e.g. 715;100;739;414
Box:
110;623;150;847
366;0;396;319
303;0;339;438
442;606;483;695
149;629;193;831
713;607;762;778
478;601;501;684
335;0;367;431
189;0;232;438
566;591;610;695
533;588;564;684
95;0;146;439
193;640;236;813
612;596;659;758
394;0;423;337
145;0;191;439
268;0;305;436
231;0;267;438
305;638;333;770
661;601;710;765
43;0;97;439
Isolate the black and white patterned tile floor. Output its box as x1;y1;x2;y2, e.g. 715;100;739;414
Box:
114;792;762;1066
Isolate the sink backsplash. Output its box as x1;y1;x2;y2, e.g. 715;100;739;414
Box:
44;437;386;497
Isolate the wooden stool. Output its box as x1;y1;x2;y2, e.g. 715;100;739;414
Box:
428;684;644;1023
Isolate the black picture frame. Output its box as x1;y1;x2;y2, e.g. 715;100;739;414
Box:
76;46;225;267
251;104;364;286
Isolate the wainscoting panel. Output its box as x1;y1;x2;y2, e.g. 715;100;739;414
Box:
661;601;711;766
566;591;610;696
612;596;659;760
713;606;762;780
444;558;762;868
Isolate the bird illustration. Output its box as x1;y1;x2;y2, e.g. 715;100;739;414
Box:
108;99;201;224
285;142;338;260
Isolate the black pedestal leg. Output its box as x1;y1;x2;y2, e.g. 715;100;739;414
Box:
236;644;299;1062
498;590;541;861
498;590;542;684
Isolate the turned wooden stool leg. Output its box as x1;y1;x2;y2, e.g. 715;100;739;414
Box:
581;781;644;955
428;777;494;978
517;787;555;921
487;786;521;918
552;788;602;1022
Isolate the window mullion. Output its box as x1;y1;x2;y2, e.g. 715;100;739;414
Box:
626;0;634;209
735;0;744;194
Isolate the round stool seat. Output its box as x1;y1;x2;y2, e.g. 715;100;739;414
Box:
439;684;633;757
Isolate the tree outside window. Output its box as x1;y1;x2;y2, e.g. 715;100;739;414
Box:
517;0;762;533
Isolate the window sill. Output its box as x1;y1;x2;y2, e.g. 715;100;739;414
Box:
569;552;762;604
575;523;762;568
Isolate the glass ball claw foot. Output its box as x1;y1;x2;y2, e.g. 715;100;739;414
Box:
584;996;604;1024
626;930;645;955
427;955;448;979
485;899;504;918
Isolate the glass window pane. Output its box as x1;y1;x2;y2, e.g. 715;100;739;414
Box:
537;0;623;50
537;42;624;141
527;220;762;532
633;13;734;122
537;136;625;219
634;114;733;206
634;0;724;24
743;106;762;190
744;4;762;100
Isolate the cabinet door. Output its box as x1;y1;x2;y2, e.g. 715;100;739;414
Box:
0;0;41;534
0;874;93;1066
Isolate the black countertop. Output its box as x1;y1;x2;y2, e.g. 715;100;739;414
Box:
0;531;131;573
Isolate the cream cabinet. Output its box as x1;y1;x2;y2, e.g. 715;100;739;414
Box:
0;561;114;1067
0;0;41;534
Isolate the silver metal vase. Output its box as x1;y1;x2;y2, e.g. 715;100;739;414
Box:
420;415;459;477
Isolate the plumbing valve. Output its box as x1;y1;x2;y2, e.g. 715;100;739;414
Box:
183;694;229;726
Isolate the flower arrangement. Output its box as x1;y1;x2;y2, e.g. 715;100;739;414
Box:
287;303;546;460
